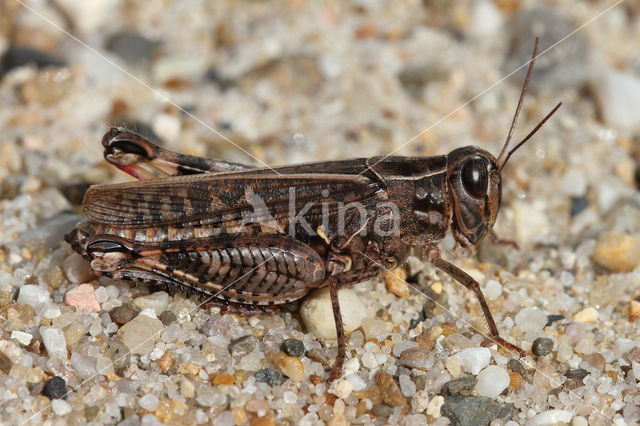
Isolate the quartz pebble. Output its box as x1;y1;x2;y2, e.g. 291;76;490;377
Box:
10;331;32;346
40;326;67;359
228;336;258;357
385;268;410;298
525;409;573;426
132;292;169;316
591;231;640;272
454;348;491;375
17;285;50;310
573;307;599;323
138;394;160;411
591;69;640;132
300;288;367;339
117;314;163;355
474;365;510;398
398;349;435;371
63;253;94;284
64;283;101;311
51;399;72;416
515;307;547;333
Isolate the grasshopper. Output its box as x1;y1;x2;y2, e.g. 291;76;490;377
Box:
66;39;560;381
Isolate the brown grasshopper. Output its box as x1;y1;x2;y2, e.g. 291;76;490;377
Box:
66;39;560;381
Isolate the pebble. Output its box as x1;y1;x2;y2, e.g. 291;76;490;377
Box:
299;288;367;339
454;347;491;375
211;373;234;385
117;314;163;355
64;284;101;312
506;7;587;91
51;399;72;416
152;54;209;84
0;351;12;374
281;339;305;358
515;307;548;333
373;370;406;407
138;394;160;411
441;375;477;396
591;69;640;132
591;231;640;272
564;369;588;390
20;68;74;106
274;353;306;383
525;409;573;426
570;196;589;217
255;368;284;386
228;335;258;357
43;376;67;400
474;365;510;398
110;305;137;326
17;285;50;310
442;396;515;426
11;331;33;346
398;348;435;371
573;307;599;323
560;169;588;197
159;310;178;327
40;326;68;359
411;389;430;413
385;268;410;298
105;31;159;64
426;396;444;417
0;46;65;75
132;292;169;316
484;280;502;300
531;337;554;356
63;253;94;284
399;374;417;397
361;318;392;341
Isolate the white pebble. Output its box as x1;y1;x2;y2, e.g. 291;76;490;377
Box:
153;114;181;142
361;351;378;369
525;409;573;426
17;285;50;310
560;169;587;197
484;280;502;300
300;288;367;339
94;286;109;303
474;365;510;398
40;326;68;359
133;292;169;316
138;394;160;411
51;399;72;416
283;391;297;404
399;374;417;397
515;307;547;333
11;331;32;346
454;347;491;375
592;69;640;132
345;374;367;391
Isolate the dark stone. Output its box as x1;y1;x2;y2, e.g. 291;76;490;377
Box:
564;368;589;390
205;68;235;91
531;337;554;356
545;314;565;327
105;32;159;64
570;196;589;217
43;376;67;400
1;45;65;76
228;335;258;357
0;351;12;374
441;375;477;396
506;359;525;375
109;305;137;326
371;403;394;418
398;65;445;97
159;310;177;327
409;310;426;330
281;339;305;358
506;7;588;91
442;395;515;426
255;368;284;386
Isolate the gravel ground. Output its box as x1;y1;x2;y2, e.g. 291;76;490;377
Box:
1;1;640;425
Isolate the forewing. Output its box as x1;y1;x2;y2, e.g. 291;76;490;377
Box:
83;172;382;228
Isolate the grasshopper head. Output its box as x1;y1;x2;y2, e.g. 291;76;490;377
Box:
446;146;501;248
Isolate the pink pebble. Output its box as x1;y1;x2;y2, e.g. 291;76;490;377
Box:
64;284;101;312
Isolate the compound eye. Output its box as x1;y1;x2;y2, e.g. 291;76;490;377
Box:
460;157;488;198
